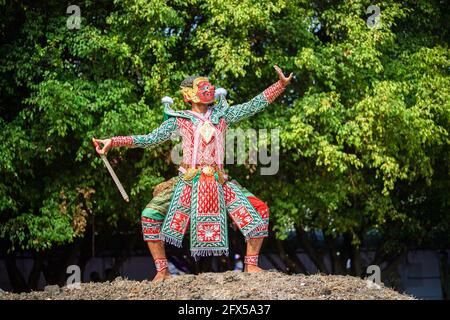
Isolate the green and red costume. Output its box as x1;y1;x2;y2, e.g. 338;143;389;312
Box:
111;80;285;258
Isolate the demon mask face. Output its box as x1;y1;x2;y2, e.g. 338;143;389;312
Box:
180;76;215;105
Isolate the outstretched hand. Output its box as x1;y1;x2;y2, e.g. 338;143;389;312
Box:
92;138;112;155
274;65;293;86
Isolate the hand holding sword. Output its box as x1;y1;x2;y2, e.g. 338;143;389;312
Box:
92;137;112;156
92;137;130;202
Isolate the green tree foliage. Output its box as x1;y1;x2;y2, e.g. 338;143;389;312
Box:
0;0;449;282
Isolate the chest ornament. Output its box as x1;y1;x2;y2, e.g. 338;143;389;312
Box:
198;121;215;143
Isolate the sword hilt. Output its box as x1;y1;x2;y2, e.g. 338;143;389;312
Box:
92;138;102;154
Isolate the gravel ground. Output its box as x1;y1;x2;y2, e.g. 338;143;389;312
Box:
0;271;416;300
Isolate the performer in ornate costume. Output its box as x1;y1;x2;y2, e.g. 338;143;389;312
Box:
93;66;292;281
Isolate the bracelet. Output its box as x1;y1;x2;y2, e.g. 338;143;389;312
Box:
111;136;133;147
263;80;286;103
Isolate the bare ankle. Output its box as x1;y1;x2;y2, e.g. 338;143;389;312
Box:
152;270;171;282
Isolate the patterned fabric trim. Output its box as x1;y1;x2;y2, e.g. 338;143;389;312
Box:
154;258;168;272
263;80;285;103
245;196;269;240
244;255;258;266
160;179;191;248
142;217;163;242
223;181;266;238
189;172;229;259
163;104;194;122
111;136;133;147
246;222;269;240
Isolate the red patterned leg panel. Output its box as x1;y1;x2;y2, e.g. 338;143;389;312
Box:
197;175;220;216
142;217;163;242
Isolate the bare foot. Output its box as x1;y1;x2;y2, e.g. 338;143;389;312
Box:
244;265;264;273
152;269;171;282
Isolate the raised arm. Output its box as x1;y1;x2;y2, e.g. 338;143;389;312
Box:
93;117;178;155
223;65;293;125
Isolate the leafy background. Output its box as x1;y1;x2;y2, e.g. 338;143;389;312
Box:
0;0;448;292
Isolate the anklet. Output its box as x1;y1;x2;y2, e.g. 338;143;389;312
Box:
244;255;258;266
154;258;168;272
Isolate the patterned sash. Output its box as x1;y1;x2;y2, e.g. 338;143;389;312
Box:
160;170;265;259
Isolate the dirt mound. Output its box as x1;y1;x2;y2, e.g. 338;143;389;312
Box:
0;270;416;300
